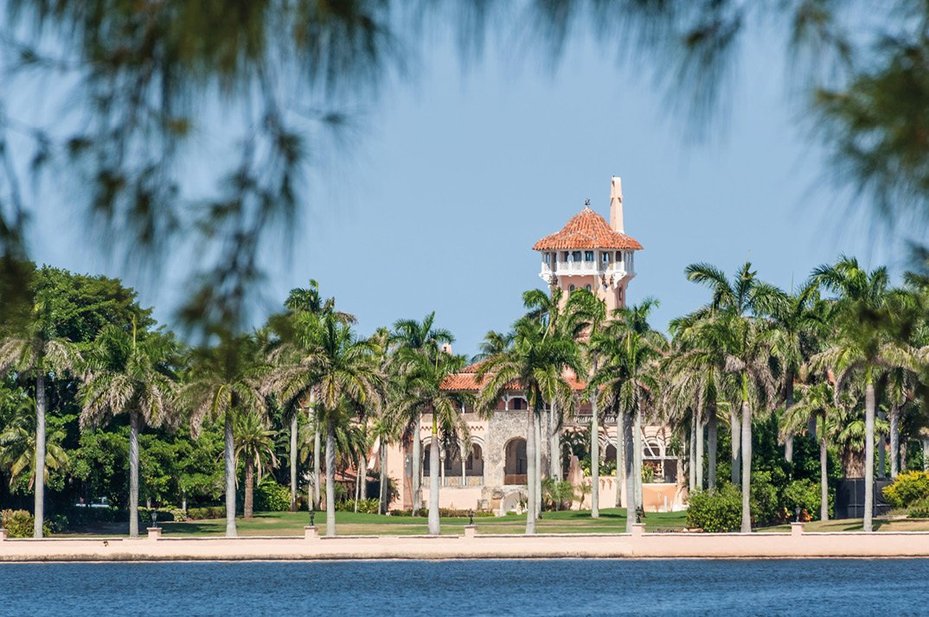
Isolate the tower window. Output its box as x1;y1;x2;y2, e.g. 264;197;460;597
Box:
584;251;594;262
616;251;623;262
601;252;611;264
571;251;582;262
562;252;569;261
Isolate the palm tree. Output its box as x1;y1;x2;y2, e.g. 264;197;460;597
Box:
754;280;828;462
391;312;453;514
395;350;473;534
0;331;78;538
681;262;777;532
0;399;69;495
183;334;269;537
812;256;911;532
273;314;380;536
234;411;278;518
591;300;665;531
781;380;841;520
277;280;356;511
477;315;582;534
79;323;179;537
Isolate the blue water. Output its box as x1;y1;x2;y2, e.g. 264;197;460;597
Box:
0;559;925;616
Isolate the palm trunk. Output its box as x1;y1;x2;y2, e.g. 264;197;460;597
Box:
33;373;46;539
378;442;388;514
623;410;636;532
878;411;886;478
820;436;829;521
412;418;422;514
526;407;537;534
359;450;368;505
740;398;752;533
325;421;337;537
864;379;875;532
784;375;794;464
695;408;704;491
901;441;908;473
730;407;741;487
634;406;643;513
707;404;718;490
313;415;321;510
890;405;900;479
290;413;298;511
590;408;600;518
224;411;237;537
428;427;440;535
549;401;561;480
616;413;624;507
535;412;543;518
129;409;141;537
923;439;929;472
688;412;696;492
244;458;255;519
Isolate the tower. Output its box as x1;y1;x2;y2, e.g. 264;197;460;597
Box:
533;176;642;313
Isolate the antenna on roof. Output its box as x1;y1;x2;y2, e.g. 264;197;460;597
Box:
584;198;591;206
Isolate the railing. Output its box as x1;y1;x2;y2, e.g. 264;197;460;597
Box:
442;476;484;488
541;261;631;278
504;474;528;485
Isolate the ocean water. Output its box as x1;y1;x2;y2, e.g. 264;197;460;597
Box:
0;559;925;616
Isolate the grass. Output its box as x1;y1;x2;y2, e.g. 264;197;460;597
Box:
59;508;689;538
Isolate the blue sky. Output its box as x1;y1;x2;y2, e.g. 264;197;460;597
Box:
31;24;905;358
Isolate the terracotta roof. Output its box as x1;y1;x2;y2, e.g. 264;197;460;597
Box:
441;361;586;392
532;207;643;251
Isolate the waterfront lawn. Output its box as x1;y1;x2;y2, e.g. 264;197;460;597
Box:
758;517;929;533
143;508;689;537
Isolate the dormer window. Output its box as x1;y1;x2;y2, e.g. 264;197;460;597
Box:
584;251;594;262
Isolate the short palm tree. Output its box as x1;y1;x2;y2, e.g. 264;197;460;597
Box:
79;323;179;537
183;335;269;537
0;399;69;494
234;411;278;518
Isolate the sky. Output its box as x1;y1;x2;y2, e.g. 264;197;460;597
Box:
30;21;906;358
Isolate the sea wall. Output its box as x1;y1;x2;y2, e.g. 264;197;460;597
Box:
3;524;929;561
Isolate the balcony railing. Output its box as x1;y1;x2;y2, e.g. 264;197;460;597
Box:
504;474;528;485
540;261;631;278
442;476;484;488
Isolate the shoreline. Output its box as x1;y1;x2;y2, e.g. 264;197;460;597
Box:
4;525;929;562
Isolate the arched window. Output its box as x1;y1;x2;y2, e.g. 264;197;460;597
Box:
569;284;575;292
585;284;592;292
510;397;526;410
504;438;528;483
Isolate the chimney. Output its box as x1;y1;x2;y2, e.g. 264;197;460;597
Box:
609;176;624;233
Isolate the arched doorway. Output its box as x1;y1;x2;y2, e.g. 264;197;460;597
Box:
504;438;528;485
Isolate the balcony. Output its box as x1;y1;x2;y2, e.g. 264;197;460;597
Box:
539;260;631;279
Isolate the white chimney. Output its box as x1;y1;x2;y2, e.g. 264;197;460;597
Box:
609;176;624;233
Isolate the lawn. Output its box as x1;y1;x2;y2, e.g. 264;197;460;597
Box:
59;508;689;537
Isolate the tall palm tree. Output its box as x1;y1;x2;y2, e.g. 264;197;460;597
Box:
477;315;582;534
273;314;380;536
234;411;278;518
812;256;910;532
0;332;78;538
391;312;453;514
184;334;269;537
79;323;179;537
591;300;665;531
395;350;473;534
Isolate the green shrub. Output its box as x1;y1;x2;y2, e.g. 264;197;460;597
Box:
336;498;380;514
749;471;781;527
783;479;823;521
908;498;929;519
255;479;291;512
186;506;226;520
686;485;742;532
1;510;50;537
883;471;929;508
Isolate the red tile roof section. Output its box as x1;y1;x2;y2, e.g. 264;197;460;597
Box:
532;207;643;251
440;361;586;392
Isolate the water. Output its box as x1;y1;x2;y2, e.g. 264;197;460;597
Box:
0;559;925;616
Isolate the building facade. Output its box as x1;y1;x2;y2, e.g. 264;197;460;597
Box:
384;178;687;513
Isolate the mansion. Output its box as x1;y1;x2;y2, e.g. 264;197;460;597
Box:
384;178;687;513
